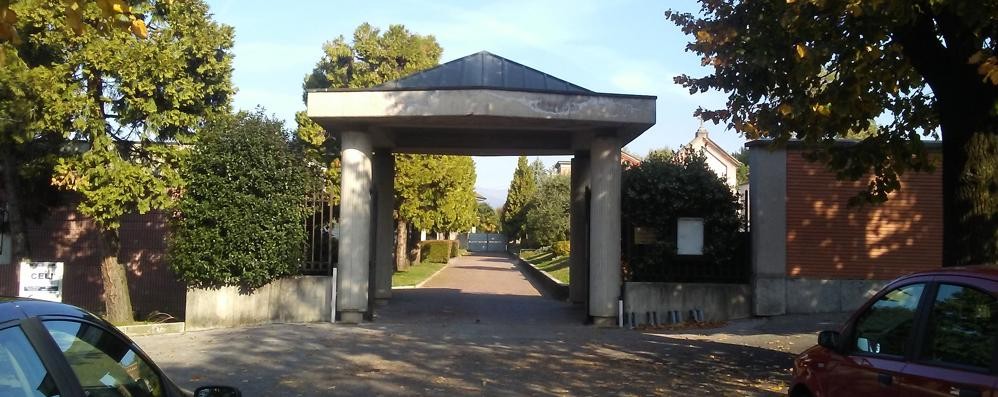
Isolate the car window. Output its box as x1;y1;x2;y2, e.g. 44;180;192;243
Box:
852;283;925;357
921;283;997;370
0;326;61;397
43;320;163;397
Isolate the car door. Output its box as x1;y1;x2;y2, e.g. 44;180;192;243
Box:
39;319;183;397
0;319;84;397
898;279;998;397
822;282;928;397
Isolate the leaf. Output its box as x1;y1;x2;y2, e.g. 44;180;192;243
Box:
778;103;793;116
795;43;807;59
130;18;147;38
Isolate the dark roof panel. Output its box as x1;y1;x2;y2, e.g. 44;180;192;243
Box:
378;51;591;93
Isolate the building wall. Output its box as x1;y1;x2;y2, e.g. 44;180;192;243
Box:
785;152;942;279
0;201;185;319
748;141;942;315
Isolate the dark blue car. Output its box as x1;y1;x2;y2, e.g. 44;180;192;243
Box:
0;297;241;397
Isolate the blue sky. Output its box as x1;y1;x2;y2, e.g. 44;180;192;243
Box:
205;0;743;207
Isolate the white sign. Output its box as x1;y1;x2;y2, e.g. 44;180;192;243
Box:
677;218;705;255
19;261;64;302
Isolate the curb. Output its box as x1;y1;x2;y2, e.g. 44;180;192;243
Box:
415;261;451;288
119;322;185;337
515;256;569;300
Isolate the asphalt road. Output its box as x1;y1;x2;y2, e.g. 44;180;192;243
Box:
134;253;847;396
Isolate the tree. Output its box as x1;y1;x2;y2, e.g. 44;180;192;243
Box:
523;174;570;247
622;151;742;281
169;111;311;290
667;1;998;265
501;156;536;243
731;148;749;186
476;202;500;233
297;23;444;272
529;157;548;186
2;0;232;323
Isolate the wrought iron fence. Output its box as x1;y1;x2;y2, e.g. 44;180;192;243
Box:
302;193;336;275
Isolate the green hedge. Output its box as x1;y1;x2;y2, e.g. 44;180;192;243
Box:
423;240;452;263
449;240;460;258
552;240;570;257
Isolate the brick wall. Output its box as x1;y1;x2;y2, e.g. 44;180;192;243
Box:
785;151;942;279
0;197;185;320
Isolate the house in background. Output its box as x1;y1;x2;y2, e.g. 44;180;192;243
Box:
677;123;743;190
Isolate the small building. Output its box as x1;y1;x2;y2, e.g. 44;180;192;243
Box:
555;150;641;176
678;124;742;189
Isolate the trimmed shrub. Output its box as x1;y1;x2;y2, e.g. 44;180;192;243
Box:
169;111;311;290
552;240;570;257
424;240;452;263
449;240;460;258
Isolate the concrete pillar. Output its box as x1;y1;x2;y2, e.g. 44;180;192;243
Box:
372;150;395;302
748;143;787;316
337;131;373;324
569;153;591;304
589;133;622;326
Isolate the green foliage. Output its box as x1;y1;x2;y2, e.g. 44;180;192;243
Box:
666;0;998;264
475;202;500;233
395;154;478;233
523;174;570;248
552;240;570;257
622;151;742;275
501;156;536;242
297;22;442;203
422;240;451;264
7;0;233;230
731;148;749;186
448;240;459;258
169;111;311;290
646;148;674;163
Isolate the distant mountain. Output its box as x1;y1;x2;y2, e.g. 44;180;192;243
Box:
476;187;508;208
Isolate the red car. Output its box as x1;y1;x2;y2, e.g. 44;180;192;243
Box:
790;267;998;397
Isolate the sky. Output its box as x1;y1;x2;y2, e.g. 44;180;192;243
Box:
205;0;743;207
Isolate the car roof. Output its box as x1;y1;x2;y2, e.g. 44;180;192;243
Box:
897;265;998;284
0;297;101;324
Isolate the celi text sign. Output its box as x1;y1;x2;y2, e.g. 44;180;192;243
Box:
18;261;64;302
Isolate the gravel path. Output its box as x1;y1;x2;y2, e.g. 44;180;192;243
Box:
134;254;846;396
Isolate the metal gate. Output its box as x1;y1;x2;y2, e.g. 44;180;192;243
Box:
467;233;506;252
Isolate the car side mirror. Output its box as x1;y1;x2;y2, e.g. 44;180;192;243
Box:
818;330;841;352
194;386;242;397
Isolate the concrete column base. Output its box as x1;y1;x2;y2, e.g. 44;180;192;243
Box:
339;311;364;324
591;316;617;328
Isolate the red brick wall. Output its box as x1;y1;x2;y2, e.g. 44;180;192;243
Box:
785;152;942;279
0;197;185;319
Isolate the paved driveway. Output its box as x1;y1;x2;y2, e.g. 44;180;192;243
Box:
134;254;840;396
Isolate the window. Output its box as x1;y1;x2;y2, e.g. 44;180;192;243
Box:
0;326;61;397
921;284;997;370
852;283;925;357
43;321;163;397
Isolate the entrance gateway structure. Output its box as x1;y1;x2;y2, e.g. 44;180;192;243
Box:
306;51;656;325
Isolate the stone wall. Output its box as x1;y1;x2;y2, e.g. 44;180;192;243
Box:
623;282;751;324
185;275;334;331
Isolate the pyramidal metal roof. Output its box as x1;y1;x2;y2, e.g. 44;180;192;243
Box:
376;51;592;93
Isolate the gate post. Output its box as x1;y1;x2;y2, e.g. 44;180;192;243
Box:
589;132;622;326
569;152;591;304
337;131;373;323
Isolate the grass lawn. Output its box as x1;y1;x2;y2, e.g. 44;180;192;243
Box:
392;262;448;287
520;251;570;284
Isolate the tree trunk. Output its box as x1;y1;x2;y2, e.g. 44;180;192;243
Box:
99;228;135;324
1;152;29;266
394;218;409;272
940;111;998;266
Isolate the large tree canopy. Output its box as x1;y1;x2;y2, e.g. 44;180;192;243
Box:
667;0;998;265
2;0;233;323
